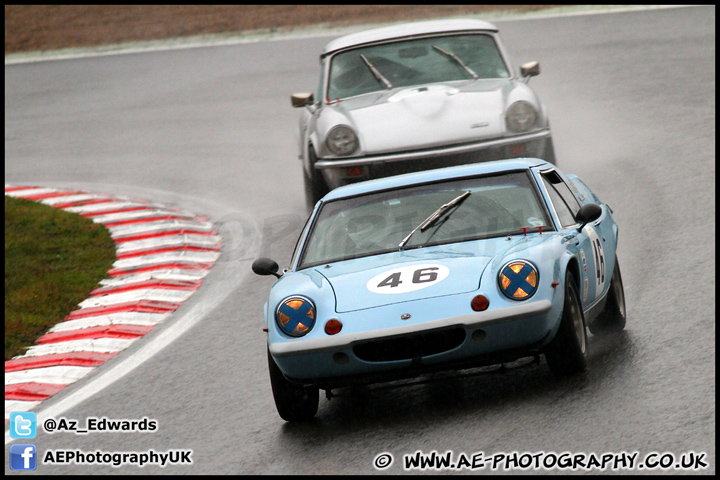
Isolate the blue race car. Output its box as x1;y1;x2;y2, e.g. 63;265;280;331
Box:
253;159;626;421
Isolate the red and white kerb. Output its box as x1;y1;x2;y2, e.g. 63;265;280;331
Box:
4;185;222;420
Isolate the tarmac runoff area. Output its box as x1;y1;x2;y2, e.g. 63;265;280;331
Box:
4;185;222;421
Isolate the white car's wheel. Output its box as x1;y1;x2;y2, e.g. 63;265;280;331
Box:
303;146;329;212
543;137;557;164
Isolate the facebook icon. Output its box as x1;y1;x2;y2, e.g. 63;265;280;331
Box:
10;444;37;470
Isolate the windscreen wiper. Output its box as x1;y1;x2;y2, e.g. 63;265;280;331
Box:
360;54;393;89
432;46;478;80
398;190;471;251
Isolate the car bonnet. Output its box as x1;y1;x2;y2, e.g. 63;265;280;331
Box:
333;81;510;155
311;237;520;313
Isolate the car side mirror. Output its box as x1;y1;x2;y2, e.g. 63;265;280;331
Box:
575;203;602;232
291;92;314;108
520;61;540;83
252;257;282;278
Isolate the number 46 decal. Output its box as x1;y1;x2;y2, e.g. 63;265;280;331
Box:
586;226;606;299
367;264;450;295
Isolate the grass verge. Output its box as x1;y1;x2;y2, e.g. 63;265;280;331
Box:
5;195;117;360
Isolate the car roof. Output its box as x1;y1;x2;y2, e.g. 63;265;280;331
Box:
322;158;552;201
322;19;499;56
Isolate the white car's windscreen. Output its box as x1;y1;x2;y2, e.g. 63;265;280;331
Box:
327;34;510;100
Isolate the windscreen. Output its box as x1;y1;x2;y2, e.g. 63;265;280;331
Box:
299;171;553;268
327;33;510;100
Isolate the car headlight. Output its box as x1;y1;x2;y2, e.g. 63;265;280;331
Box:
506;101;537;133
276;295;316;337
498;260;539;300
326;125;358;156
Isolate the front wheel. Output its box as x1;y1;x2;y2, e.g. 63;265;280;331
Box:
303;146;329;213
543;137;557;164
544;271;588;376
588;260;626;335
267;348;319;422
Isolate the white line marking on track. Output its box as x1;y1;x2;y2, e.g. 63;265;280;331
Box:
78;289;195;308
5;400;42;414
98;269;212;286
5;366;95;386
114;235;222;251
41;194;110;205
20;338;139;357
111;251;221;269
64;201;152;214
109;220;216;236
48;313;172;332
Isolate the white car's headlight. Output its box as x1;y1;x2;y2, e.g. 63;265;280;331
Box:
326;125;358;156
506;101;538;133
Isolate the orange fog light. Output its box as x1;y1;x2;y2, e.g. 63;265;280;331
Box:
325;319;343;335
471;295;490;312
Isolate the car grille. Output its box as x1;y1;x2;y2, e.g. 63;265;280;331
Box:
353;327;466;362
367;146;521;180
368;151;483;179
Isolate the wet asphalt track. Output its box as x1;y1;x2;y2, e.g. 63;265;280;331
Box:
4;5;715;474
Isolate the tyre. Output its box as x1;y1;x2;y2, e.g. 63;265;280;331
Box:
544;271;588;376
267;348;319;422
543;137;557;164
303;146;329;212
588;260;626;335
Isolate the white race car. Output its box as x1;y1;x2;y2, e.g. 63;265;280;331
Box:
291;19;556;208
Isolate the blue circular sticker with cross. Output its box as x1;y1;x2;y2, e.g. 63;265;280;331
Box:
276;296;316;336
498;260;539;300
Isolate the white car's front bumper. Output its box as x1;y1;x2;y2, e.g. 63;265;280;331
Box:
314;129;552;188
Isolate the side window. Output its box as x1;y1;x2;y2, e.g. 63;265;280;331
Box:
318;58;327;103
291;215;313;268
541;170;582;228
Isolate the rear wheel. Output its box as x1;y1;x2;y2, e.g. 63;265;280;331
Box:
303;145;329;212
267;348;319;422
544;271;588;376
588;260;626;335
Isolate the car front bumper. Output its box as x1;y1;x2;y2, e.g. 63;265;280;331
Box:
314;129;552;189
270;297;560;388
